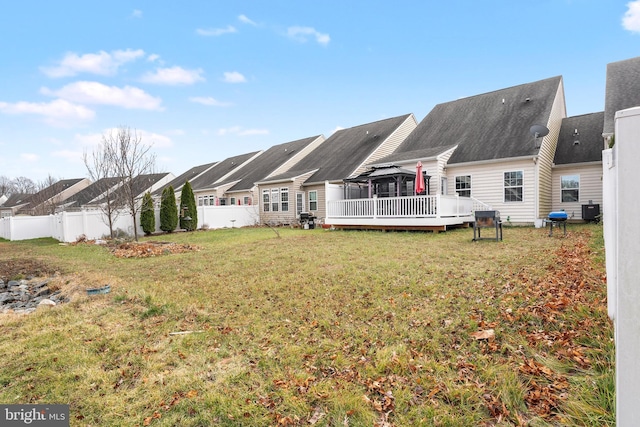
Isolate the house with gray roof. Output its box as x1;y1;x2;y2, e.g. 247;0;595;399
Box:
256;114;417;225
551;112;604;220
351;76;567;225
604;56;640;142
0;193;32;218
208;135;325;207
151;162;217;201
16;178;91;216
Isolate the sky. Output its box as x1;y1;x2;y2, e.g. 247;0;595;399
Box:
0;1;639;183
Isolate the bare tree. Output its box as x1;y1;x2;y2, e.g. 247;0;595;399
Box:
12;176;37;194
32;174;60;215
84;138;125;238
109;126;156;241
0;176;15;196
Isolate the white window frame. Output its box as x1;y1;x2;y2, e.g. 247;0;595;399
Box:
296;192;305;216
504;170;524;202
271;188;279;212
561;175;580;203
309;190;318;211
262;189;270;212
280;187;289;212
455;175;471;197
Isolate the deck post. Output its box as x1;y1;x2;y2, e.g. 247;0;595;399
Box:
436;194;441;219
373;195;377;219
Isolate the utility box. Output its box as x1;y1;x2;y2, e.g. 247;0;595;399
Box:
581;203;600;222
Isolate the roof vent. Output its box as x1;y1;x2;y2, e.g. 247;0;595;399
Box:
525;97;531;102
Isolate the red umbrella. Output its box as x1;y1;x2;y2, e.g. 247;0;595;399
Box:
415;161;425;195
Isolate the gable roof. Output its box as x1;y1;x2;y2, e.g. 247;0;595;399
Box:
393;76;563;164
190;151;260;191
89;173;170;205
20;178;86;211
219;135;323;192
371;145;457;166
604;56;640;135
152;162;217;196
269;114;413;184
554;112;604;165
0;193;32;209
63;177;122;207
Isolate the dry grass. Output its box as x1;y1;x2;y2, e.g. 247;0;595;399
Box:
0;224;613;426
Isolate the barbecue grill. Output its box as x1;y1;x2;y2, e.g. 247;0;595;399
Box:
472;210;502;241
547;211;567;236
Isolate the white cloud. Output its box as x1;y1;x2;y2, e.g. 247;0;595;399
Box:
41;49;145;78
76;128;173;150
222;71;246;83
21;153;39;162
141;66;205;85
41;81;163;110
147;54;161;62
189;96;231;107
196;25;237;36
623;1;640;32
131;9;143;18
217;126;268;136
238;14;257;26
51;149;83;163
287;26;330;46
0;99;95;127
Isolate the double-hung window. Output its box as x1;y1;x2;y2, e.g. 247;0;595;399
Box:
280;188;289;212
271;189;279;212
504;171;523;202
455;175;471;197
262;189;270;212
561;175;579;202
309;191;318;211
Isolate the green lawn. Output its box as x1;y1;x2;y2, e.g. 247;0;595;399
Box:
0;225;613;426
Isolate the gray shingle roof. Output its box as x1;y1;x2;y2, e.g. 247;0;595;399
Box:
21;178;85;210
271;114;412;184
219;136;323;192
393;76;563;164
554;112;604;165
604;56;640;135
371;146;457;165
152;162;217;196
64;177;122;207
0;193;32;208
190;152;261;191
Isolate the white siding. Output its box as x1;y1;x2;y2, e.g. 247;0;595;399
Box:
551;164;602;220
446;158;537;224
352;114;418;176
537;80;567;218
258;171;316;225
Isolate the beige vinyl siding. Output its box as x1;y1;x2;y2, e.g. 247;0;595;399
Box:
269;136;326;177
302;183;326;221
258;171;316;225
446;159;536;223
436;147;457;195
552;164;602;220
351;115;418;177
537;80;567;218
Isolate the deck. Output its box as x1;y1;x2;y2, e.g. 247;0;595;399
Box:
325;194;481;232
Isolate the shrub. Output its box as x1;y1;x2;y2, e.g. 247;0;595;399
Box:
180;181;197;231
140;192;155;236
160;186;178;233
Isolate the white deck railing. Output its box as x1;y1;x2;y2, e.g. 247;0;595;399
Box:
327;194;474;219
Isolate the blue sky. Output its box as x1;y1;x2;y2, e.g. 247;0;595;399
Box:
1;1;639;183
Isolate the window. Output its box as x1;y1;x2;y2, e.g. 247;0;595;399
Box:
455;175;471;197
208;195;216;206
296;192;305;216
230;197;236;206
262;189;270;212
244;196;251;205
441;177;448;195
504;171;523;202
280;188;289;212
561;175;579;202
198;196;203;206
309;191;318;211
271;188;279;212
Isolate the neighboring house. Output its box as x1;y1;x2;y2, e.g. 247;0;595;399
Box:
256;113;418;225
551;112;604;221
0;193;32;218
17;178;91;216
603;56;640;145
190;151;262;205
364;76;566;225
212;135;326;207
85;173;174;208
0;195;7;206
57;177;123;211
151;162;218;203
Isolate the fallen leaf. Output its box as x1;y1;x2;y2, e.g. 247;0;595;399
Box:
470;329;495;340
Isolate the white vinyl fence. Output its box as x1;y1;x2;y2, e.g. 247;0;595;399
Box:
0;205;259;242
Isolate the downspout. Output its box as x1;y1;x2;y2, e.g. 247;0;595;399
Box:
533;156;539;220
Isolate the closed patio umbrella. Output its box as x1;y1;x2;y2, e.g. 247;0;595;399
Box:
415;161;425;195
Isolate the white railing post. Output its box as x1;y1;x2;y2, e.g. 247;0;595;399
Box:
373;195;378;219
